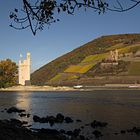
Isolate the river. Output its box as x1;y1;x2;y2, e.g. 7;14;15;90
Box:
0;90;140;140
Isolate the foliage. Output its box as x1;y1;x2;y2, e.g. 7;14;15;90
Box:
9;0;140;35
50;73;62;82
82;53;108;63
0;59;18;88
128;62;140;76
106;43;124;51
94;60;130;76
50;73;79;83
67;75;79;80
129;45;140;53
118;44;140;54
64;63;95;73
31;34;140;85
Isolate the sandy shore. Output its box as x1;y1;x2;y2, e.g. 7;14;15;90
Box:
0;85;78;91
1;84;140;91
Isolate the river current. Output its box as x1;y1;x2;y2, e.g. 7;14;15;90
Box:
0;90;140;140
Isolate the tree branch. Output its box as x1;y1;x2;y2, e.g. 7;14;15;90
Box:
9;0;140;35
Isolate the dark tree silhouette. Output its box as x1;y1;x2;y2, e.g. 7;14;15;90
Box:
9;0;140;35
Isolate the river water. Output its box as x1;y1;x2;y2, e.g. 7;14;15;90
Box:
0;90;140;140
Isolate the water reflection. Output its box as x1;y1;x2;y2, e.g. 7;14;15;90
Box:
0;91;140;139
16;91;32;111
0;91;32;122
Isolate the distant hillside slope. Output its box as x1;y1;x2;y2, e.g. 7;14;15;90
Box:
31;34;140;86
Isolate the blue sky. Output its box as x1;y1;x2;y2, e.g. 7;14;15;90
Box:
0;0;140;72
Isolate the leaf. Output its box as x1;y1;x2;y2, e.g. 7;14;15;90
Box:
15;9;18;12
70;6;73;10
9;14;14;19
78;4;82;8
58;8;60;13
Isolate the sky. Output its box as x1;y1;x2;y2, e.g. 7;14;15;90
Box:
0;0;140;72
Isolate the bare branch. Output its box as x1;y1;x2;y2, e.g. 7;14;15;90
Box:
23;0;36;35
107;0;140;12
9;0;140;35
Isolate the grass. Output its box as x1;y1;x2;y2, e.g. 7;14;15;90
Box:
64;63;96;74
64;53;108;74
67;75;79;80
118;44;140;54
128;62;140;75
50;73;79;82
50;74;62;82
106;43;125;51
82;53;108;63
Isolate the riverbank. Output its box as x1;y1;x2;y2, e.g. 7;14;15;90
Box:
1;106;140;140
0;106;108;140
1;84;140;91
0;85;78;92
0;84;140;91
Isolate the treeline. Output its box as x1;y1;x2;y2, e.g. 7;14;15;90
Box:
0;59;18;88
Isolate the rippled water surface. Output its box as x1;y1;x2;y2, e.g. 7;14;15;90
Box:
0;90;140;139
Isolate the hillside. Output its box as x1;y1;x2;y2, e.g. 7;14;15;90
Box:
31;34;140;86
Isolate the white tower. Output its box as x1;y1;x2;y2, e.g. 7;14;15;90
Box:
114;49;119;61
19;52;31;85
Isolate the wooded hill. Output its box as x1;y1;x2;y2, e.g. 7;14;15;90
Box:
31;34;140;86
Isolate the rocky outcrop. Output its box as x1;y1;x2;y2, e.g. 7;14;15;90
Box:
90;120;108;128
7;107;25;114
33;113;73;126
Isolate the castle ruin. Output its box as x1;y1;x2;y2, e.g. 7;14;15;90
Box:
101;49;119;68
109;49;119;62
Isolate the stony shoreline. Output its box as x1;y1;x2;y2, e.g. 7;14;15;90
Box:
1;84;140;92
1;106;140;140
0;106;109;140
